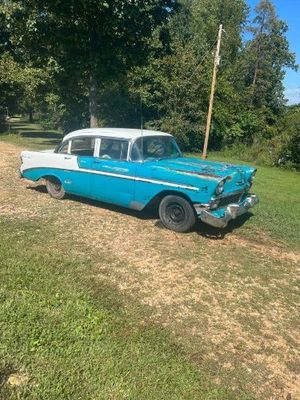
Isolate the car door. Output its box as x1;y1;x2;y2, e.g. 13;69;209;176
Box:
57;136;95;197
91;137;136;208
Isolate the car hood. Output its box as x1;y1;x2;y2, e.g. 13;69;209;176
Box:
148;157;256;194
153;157;253;180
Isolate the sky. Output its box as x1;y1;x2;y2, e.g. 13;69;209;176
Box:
246;0;300;105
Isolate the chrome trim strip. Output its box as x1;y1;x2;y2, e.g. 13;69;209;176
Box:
22;166;199;192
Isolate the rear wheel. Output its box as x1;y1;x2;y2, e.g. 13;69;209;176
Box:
45;177;66;200
158;195;196;233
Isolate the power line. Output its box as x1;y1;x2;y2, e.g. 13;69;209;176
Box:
188;36;218;80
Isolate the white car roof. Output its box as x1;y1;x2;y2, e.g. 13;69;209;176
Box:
64;128;172;141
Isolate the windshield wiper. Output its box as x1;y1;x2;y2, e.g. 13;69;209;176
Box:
156;154;181;161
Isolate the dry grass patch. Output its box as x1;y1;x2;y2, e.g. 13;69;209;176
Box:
1;140;299;399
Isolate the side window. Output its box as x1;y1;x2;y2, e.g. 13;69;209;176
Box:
70;137;95;156
57;141;69;154
99;139;128;161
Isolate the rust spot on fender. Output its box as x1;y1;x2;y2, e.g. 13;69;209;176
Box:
130;201;144;211
174;169;221;179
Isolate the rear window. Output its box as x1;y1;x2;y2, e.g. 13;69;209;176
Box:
70;137;95;156
99;139;128;161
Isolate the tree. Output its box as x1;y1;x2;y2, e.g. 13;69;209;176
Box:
0;52;51;121
1;0;177;127
242;0;297;115
276;105;300;168
128;0;249;149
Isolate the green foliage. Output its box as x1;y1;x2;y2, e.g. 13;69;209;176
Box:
217;105;300;169
129;42;209;149
215;140;279;166
127;0;249;149
0;52;52;120
276;105;300;168
0;0;298;168
241;0;297;114
1;0;177;126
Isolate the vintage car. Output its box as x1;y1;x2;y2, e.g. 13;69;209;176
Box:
20;128;259;232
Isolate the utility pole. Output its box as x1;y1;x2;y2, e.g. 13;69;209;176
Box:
202;24;223;159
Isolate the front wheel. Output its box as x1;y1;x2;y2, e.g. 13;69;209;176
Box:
46;177;66;200
158;195;196;233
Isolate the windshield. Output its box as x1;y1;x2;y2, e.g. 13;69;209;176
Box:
131;136;182;161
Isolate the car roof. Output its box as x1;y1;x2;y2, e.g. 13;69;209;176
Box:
64;128;172;141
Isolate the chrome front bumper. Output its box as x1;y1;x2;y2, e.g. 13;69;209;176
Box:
199;194;259;228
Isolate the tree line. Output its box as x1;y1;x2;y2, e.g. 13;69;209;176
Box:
0;0;299;168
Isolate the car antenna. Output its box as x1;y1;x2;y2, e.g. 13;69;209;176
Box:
140;95;144;163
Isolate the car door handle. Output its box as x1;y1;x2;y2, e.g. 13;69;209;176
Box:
64;156;72;160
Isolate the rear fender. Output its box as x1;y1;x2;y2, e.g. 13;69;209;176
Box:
22;168;63;184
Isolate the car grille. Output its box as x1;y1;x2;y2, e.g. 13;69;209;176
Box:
218;192;243;208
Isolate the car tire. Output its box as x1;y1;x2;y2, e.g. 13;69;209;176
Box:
45;177;66;200
158;195;196;233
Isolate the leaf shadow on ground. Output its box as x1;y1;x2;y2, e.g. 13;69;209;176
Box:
19;131;62;140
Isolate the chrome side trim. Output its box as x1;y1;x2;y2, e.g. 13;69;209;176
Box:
22;166;199;192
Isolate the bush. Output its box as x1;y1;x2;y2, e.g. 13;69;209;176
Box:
276;106;300;169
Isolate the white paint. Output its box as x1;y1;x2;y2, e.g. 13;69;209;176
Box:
63;128;172;142
20;151;78;173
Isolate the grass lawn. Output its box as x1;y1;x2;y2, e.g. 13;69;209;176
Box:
0;218;236;400
0;118;63;149
0;119;299;399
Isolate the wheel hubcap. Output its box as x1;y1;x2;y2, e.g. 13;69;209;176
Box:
51;181;61;193
166;203;185;224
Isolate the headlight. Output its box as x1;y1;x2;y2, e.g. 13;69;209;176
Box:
215;180;225;195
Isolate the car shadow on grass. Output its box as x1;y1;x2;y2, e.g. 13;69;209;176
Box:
27;185;157;220
27;184;253;238
194;213;253;240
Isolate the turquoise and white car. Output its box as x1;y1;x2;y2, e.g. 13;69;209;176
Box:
20;128;259;232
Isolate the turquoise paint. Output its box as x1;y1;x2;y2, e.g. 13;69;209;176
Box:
68;156;94;197
21;155;256;217
90;158;137;207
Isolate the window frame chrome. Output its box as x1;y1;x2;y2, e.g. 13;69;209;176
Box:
94;136;130;162
56;136;97;157
129;135;182;162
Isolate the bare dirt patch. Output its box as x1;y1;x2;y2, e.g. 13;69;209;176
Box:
7;373;29;387
1;140;299;400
